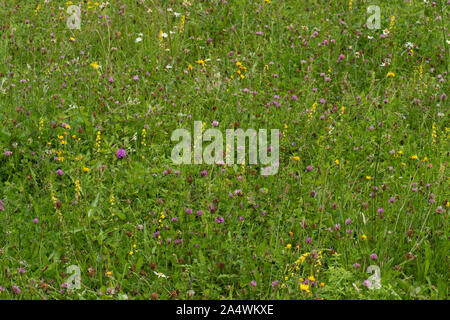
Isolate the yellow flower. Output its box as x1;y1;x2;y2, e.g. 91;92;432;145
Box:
286;244;292;250
196;59;206;67
70;37;75;42
361;234;367;240
291;156;300;161
129;251;134;255
83;167;89;173
308;275;315;281
300;283;310;293
335;159;340;165
320;282;325;287
90;62;100;69
387;72;395;78
366;176;371;180
410;155;418;160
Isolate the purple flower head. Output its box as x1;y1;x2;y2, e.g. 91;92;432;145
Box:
116;148;126;159
215;216;224;224
12;285;21;294
56;169;64;176
370;253;378;260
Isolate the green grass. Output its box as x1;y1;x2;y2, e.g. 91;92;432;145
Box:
0;0;448;300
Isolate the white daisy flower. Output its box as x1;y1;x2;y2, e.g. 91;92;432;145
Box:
154;271;167;278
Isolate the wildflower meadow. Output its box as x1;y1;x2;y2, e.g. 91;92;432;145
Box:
0;0;448;301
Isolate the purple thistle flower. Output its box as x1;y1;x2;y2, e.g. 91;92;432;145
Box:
215;216;224;224
12;285;21;294
116;148;126;159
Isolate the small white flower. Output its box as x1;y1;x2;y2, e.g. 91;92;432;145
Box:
383;29;390;35
174;12;181;17
405;42;414;49
367;35;373;39
154;271;167;278
166;64;173;69
135;37;143;43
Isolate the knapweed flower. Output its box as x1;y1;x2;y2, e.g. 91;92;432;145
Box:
370;253;378;260
56;169;64;176
250;280;257;287
116;148;126;159
215;216;224;224
12;285;21;294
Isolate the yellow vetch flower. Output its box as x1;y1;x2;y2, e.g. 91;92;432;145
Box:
286;244;292;249
291;156;300;161
387;72;395;78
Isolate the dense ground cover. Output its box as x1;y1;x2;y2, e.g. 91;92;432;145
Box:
0;0;448;299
